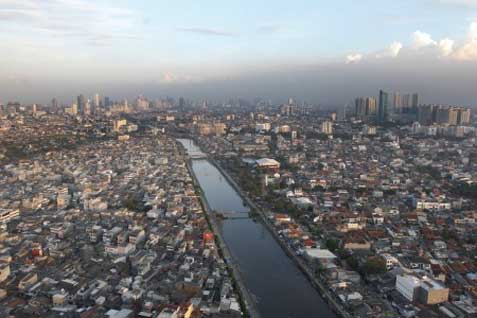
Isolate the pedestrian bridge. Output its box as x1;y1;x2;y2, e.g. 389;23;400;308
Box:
189;152;207;159
216;211;250;219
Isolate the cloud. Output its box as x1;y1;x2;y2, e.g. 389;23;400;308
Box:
388;42;403;57
452;22;477;60
345;54;363;64
177;27;235;37
412;31;436;48
376;41;403;58
438;38;455;56
0;0;140;44
452;41;477;60
161;72;176;83
345;22;477;63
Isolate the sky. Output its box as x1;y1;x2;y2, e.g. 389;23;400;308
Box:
2;0;477;106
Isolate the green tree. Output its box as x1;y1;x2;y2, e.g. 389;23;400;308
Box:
325;238;339;252
362;257;387;275
346;255;359;270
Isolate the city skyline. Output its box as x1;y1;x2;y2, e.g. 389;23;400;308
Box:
3;0;477;105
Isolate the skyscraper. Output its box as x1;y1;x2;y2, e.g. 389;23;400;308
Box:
356;97;377;120
412;93;419;107
77;94;85;115
402;94;410;108
84;99;91;116
321;121;333;135
378;90;389;123
71;103;78;115
93;94;100;113
366;97;377;116
104;96;110;108
355;97;366;117
393;92;401;112
51;98;58;110
458;108;471;125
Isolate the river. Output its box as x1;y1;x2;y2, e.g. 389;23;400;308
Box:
178;138;336;318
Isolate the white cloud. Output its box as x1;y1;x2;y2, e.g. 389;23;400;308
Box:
345;22;477;63
451;22;477;60
162;72;176;83
412;31;436;48
345;53;363;64
376;41;402;58
438;38;454;56
452;40;477;60
388;42;403;57
0;0;140;45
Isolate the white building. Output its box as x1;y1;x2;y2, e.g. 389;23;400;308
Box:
0;208;19;223
321;121;333;135
396;274;421;302
396;274;449;304
255;122;271;132
381;253;399;270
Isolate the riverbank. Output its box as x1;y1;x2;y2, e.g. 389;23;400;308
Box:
178;137;337;318
185;159;260;318
209;159;352;318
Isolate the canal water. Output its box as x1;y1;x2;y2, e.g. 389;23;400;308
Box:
178;139;336;318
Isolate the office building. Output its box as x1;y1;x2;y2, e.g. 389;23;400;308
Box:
93;94;100;113
393;92;401;112
366;97;377;116
418;105;435;125
51;98;59;110
419;105;472;126
355;97;366;117
321;121;333;135
419;279;449;305
378;90;389;123
458;108;471;125
77;94;85;115
104;96;110;108
402;94;410;108
355;97;377;120
412;93;419;107
84;99;91;116
136;95;149;110
71;103;78;115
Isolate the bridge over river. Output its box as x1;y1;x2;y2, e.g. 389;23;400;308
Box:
216;211;250;220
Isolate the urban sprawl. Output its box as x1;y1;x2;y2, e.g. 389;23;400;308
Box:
0;90;477;318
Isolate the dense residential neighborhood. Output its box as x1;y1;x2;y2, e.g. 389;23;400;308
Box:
1;95;477;317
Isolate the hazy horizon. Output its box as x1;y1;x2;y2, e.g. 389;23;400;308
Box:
3;0;477;106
